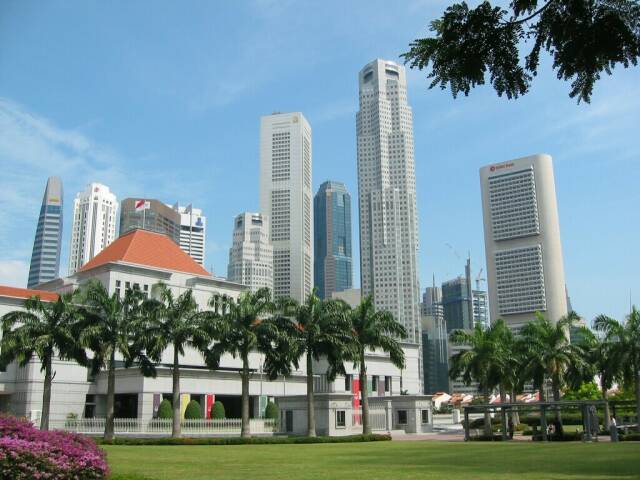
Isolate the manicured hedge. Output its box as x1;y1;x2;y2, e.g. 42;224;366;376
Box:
184;400;202;420
157;399;172;419
265;401;279;420
98;433;391;446
520;413;587;426
210;400;225;419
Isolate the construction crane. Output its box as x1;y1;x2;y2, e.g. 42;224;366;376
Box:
475;268;486;290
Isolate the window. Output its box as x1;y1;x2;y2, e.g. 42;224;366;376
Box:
115;280;121;297
397;410;407;425
421;410;429;424
384;376;391;393
284;410;293;433
344;374;352;392
371;375;378;393
336;410;346;428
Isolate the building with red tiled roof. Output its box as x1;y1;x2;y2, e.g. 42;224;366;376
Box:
0;286;59;302
0;228;428;432
78;229;211;277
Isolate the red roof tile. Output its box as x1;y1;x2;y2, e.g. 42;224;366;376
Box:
78;229;211;277
0;286;59;302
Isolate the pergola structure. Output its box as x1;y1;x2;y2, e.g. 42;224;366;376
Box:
462;400;608;441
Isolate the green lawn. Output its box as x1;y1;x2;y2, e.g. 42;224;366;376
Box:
104;440;640;480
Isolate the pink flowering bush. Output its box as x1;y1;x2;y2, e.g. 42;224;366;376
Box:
0;415;108;479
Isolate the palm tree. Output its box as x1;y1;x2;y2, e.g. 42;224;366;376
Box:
520;311;586;431
594;306;640;432
344;295;406;435
579;328;621;430
272;290;351;437
0;293;86;430
199;288;283;437
77;280;156;441
449;322;506;437
139;284;209;438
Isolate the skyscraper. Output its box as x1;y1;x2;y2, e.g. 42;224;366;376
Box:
480;154;568;331
119;198;181;243
27;177;63;288
172;204;206;266
313;181;352;299
227;212;273;293
357;59;421;343
421;280;449;394
68;183;118;275
259;112;313;302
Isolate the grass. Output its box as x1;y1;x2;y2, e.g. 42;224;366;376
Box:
104;440;640;480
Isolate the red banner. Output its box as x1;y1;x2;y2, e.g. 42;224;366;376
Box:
206;394;215;419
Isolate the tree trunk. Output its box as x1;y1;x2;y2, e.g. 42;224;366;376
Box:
511;389;519;426
240;352;250;437
635;369;640;433
552;376;563;435
306;350;316;437
483;386;492;437
499;385;508;436
40;356;52;431
602;382;611;430
104;350;116;441
360;350;370;435
172;346;181;438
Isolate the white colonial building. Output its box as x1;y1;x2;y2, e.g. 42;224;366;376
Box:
1;229;424;431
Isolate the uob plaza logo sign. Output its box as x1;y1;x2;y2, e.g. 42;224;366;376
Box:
490;162;515;173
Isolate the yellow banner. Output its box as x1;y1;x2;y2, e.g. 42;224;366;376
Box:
180;394;190;419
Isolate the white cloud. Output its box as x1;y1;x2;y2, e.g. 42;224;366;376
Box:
0;260;29;287
0;98;214;279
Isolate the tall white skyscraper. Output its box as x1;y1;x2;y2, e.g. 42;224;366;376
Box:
172;204;206;266
357;59;421;343
480;154;568;331
259;112;313;302
68;183;118;275
227;212;273;293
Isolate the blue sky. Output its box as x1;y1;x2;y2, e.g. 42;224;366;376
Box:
0;1;638;324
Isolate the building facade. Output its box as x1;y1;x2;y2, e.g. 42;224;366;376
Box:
421;282;449;394
0;230;422;426
172;204;206;266
472;289;489;330
356;59;421;343
313;181;352;299
259;112;313;302
480;154;568;330
227;212;274;293
441;276;473;332
119;198;181;244
68;183;117;275
27;177;63;288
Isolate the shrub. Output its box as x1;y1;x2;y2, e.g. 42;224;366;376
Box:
210;400;225;419
521;413;586;426
467;417;501;428
184;400;202;420
265;401;278;420
97;433;391;446
0;414;108;479
157;399;172;419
